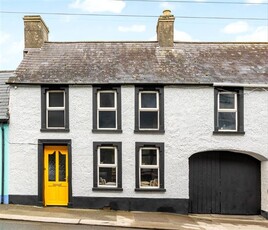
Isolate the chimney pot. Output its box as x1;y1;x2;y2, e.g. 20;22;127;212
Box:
23;15;49;49
163;9;171;16
156;10;175;47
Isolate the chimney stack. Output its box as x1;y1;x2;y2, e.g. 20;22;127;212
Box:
156;10;175;47
23;15;49;49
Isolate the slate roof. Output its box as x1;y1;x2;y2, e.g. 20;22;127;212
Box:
0;71;12;121
9;41;268;85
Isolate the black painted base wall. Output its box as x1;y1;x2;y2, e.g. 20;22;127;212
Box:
8;195;189;214
73;197;189;213
9;195;39;206
261;210;268;220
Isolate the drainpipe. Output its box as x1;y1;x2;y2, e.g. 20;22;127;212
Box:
1;126;4;204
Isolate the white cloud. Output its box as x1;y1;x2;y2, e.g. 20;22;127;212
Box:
245;0;266;3
118;25;146;33
9;40;24;54
159;2;176;10
0;31;10;45
0;38;23;70
222;21;249;34
69;0;126;13
235;26;268;42
149;29;196;42
174;30;196;41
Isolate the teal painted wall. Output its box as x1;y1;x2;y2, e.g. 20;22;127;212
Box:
0;123;8;204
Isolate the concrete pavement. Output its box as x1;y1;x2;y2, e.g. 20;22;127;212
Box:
0;204;267;230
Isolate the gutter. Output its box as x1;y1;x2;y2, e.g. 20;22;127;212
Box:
7;82;214;86
213;83;268;88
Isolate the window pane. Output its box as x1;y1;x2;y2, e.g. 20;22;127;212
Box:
100;92;115;108
218;112;236;130
140;169;158;187
48;152;56;181
142;149;157;165
100;148;115;164
49;92;64;107
219;93;235;109
99;168;116;186
99;111;116;128
59;152;66;182
141;93;157;108
48;111;64;127
140;111;158;129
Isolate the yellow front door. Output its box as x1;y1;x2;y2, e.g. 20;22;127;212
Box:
44;146;68;206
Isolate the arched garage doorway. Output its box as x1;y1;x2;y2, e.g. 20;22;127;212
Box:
189;151;260;214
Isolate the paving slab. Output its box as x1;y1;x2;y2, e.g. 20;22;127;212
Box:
0;205;267;230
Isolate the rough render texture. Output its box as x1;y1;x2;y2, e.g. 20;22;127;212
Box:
8;85;268;211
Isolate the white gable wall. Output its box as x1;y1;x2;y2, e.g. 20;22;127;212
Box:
8;85;268;211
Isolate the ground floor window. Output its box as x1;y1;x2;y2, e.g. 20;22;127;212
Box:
93;142;122;191
135;142;165;191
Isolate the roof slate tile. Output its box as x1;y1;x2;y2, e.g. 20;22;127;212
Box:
0;71;12;121
9;42;268;85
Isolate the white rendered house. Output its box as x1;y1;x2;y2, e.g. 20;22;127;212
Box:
7;11;268;218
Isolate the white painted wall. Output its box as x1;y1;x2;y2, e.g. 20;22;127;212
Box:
9;85;268;211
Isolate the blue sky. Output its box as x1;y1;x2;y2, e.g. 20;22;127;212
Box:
0;0;267;70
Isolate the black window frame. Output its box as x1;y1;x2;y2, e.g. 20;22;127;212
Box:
214;87;244;134
93;142;123;191
135;86;164;133
41;85;69;132
92;85;122;133
135;142;165;192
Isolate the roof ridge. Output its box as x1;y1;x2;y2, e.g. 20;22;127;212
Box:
44;41;158;44
43;41;268;45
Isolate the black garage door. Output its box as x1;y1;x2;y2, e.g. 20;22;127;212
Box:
189;151;260;214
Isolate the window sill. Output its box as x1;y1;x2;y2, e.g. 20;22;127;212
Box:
135;188;166;192
92;129;123;134
40;128;70;133
134;130;165;134
92;187;123;191
213;131;245;135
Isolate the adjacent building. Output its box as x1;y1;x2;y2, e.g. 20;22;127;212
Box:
0;71;11;204
7;11;268;218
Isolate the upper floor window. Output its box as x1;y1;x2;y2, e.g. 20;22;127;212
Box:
98;91;117;129
41;86;69;132
214;87;244;134
135;86;164;133
93;142;122;191
93;86;121;133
